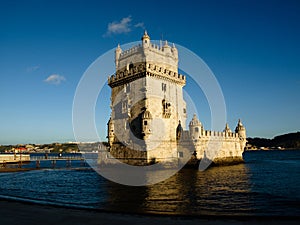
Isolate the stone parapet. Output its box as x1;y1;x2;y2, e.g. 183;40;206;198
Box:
108;62;185;88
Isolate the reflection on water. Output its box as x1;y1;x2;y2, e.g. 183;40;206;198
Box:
0;150;300;216
104;164;254;215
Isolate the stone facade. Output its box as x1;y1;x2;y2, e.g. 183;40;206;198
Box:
179;116;246;166
106;31;247;166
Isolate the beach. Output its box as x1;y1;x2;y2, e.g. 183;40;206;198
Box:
0;200;299;225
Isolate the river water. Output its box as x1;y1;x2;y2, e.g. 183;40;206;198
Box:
0;150;299;216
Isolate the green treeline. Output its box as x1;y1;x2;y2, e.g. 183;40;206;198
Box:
248;132;300;149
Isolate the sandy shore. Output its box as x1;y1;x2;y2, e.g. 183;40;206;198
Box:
0;200;299;225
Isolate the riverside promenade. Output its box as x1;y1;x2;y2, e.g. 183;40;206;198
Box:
0;153;88;171
0;154;30;164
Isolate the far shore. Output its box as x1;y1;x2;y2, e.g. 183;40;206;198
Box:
245;148;300;151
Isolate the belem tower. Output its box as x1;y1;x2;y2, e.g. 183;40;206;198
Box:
106;31;247;167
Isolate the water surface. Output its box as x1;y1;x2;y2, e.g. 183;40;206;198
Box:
0;150;299;216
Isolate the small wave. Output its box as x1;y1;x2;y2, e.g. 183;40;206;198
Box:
0;194;94;210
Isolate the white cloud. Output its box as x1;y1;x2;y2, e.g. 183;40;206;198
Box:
104;16;132;36
44;74;66;85
134;22;145;30
103;16;145;37
26;65;40;72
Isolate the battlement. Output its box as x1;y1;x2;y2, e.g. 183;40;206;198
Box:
119;44;142;58
108;62;186;87
118;42;178;59
181;129;240;141
115;32;179;73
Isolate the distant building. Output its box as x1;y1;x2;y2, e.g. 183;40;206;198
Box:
106;31;246;166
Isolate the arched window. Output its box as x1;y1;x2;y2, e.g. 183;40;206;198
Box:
129;63;134;70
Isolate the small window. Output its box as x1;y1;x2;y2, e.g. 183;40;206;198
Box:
162;83;167;92
183;108;186;113
178;152;183;158
144;121;148;125
125;83;130;93
129;63;134;70
122;101;128;113
195;127;199;132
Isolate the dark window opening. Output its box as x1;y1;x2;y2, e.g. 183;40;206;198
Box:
129;63;134;70
162;83;167;92
125;83;130;92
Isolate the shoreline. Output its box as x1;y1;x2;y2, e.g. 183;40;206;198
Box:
0;198;299;225
0;168;35;173
245;148;300;151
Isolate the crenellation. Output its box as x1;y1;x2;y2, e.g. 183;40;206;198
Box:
108;61;185;88
107;32;247;166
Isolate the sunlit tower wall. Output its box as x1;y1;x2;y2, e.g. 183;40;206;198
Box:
107;31;187;165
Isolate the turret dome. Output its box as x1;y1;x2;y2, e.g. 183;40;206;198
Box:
141;30;150;41
189;114;202;127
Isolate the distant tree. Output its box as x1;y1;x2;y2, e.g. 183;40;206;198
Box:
248;132;300;149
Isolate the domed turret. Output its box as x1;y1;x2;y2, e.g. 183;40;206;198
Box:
141;109;152;138
189;114;203;140
141;30;150;48
162;40;171;54
142;109;152;119
224;123;232;133
235;119;246;139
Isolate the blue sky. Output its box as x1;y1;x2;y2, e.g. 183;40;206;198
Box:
0;0;299;144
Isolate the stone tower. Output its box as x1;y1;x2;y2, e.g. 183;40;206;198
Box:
107;31;187;165
235;119;247;151
189;114;203;140
235;119;246;139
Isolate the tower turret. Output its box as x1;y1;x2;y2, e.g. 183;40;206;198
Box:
235;119;246;139
141;30;150;48
224;123;232;133
162;40;171;55
115;44;122;70
189;114;203;140
141;109;152;139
